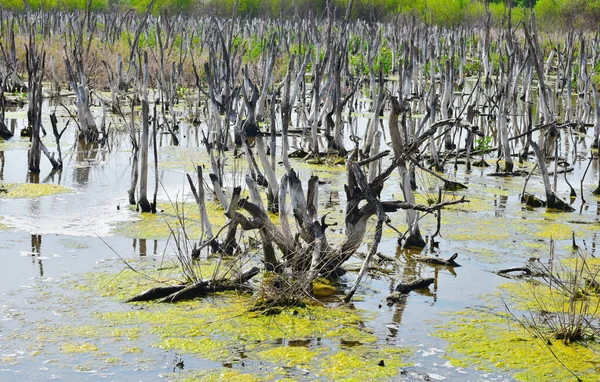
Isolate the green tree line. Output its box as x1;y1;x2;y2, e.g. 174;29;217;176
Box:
1;0;599;30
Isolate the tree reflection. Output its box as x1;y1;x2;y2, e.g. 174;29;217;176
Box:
73;138;99;186
30;234;43;277
0;150;4;181
133;238;158;256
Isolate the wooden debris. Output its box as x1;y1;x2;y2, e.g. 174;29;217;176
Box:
414;253;460;267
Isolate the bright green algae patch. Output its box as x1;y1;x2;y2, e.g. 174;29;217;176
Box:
0;183;73;199
435;308;600;381
436;278;600;382
80;265;412;380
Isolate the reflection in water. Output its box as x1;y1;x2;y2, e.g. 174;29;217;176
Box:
42;167;62;184
27;170;40;184
73;138;99;186
133;238;158;256
30;234;44;277
494;194;508;217
0;151;4;181
27;171;41;215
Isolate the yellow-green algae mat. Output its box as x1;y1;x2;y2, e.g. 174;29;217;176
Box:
434;278;600;381
71;262;412;381
0;183;73;199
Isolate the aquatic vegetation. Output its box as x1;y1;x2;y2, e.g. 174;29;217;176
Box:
321;348;411;380
435;307;600;381
60;342;100;354
0;183;73;199
174;369;263;382
112;202;226;240
159;146;212;172
72;263;413;379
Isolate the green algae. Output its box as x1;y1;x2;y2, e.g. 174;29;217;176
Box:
77;259;219;300
113;201;226;240
60;342;100;354
174;369;264;382
257;346;325;367
59;238;89;249
321;347;411;381
159;146;211;172
0;183;73;199
71;262;413;379
435;307;600;381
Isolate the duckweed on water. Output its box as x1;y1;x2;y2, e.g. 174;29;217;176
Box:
0;183;73;199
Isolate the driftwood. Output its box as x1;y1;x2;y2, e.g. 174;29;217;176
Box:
496;267;533;279
126;266;259;303
413;253;460;267
386;278;435;304
394;277;435;294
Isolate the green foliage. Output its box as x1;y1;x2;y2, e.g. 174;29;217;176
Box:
534;0;600;30
475;136;493;151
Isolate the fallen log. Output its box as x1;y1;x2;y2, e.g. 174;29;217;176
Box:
414;253;460;267
395;277;435;294
125;266;260;303
496;267;532;278
126;285;185;302
386;277;435;304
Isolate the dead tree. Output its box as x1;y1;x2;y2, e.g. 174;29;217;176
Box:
0;67;11;139
25;21;47;173
64;11;100;143
138;52;152;213
389;96;426;248
524;16;574;212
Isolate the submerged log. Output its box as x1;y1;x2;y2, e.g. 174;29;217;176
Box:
395;277;435;294
414;253;460;267
386;277;435;304
496;267;532;278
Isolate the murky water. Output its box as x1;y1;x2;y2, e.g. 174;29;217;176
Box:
1;92;599;380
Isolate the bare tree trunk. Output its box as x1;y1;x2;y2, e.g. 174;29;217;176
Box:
138;52;151;213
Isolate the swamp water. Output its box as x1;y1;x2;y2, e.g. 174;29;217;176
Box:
0;96;600;381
